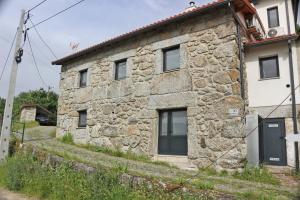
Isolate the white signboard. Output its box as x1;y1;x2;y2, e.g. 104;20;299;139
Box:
285;134;300;142
228;108;239;117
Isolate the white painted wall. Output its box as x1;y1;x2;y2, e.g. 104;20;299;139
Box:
254;0;296;36
246;42;300;107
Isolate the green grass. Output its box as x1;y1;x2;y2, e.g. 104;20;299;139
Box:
0;153;205;200
77;144;174;168
61;133;74;145
192;180;214;190
12;121;39;132
233;166;280;185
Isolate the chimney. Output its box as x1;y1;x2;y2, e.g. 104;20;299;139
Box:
185;1;197;12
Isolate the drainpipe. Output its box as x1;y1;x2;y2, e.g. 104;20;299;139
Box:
237;24;245;100
285;0;299;172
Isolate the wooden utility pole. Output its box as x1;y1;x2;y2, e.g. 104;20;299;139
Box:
0;10;25;161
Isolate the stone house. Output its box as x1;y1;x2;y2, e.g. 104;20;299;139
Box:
52;0;265;169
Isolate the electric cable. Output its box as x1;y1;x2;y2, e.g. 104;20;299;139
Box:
29;18;57;59
27;0;48;13
204;83;300;169
27;31;50;88
28;0;87;29
0;29;18;82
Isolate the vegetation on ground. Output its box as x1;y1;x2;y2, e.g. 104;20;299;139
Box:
59;134;173;168
61;133;74;145
79;143;173;167
232;166;280;185
11;121;40;132
0;153;212;200
198;166;280;186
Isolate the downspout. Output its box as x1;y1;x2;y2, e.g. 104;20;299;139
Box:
285;0;299;172
227;0;245;100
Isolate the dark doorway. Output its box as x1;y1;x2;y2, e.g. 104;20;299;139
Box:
260;118;287;166
158;109;187;155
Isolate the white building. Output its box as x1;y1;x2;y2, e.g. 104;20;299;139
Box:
245;0;300;168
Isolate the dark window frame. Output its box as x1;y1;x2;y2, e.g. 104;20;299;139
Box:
259;56;280;79
158;108;188;155
163;45;180;72
115;59;127;80
159;108;188;137
78;110;87;128
267;6;280;28
79;69;88;88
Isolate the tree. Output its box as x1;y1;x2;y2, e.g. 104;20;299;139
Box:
0;89;58;121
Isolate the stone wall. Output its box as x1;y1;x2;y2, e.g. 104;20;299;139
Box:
20;107;36;122
57;7;247;169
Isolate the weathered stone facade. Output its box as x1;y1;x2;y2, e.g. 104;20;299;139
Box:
57;7;247;169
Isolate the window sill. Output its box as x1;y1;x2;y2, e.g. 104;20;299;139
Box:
115;77;127;81
258;77;280;81
77;127;87;130
162;68;180;74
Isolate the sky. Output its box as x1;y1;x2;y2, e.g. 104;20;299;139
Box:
0;0;213;98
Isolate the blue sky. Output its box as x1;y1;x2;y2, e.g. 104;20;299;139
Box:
0;0;212;97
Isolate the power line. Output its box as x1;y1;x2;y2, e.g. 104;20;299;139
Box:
204;84;300;169
29;18;57;59
28;0;87;29
27;0;48;13
0;29;18;83
27;31;49;88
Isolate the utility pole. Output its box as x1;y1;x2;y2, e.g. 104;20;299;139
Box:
0;10;25;161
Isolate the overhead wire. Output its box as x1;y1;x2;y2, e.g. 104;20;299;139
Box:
27;0;48;13
26;31;50;88
29;18;57;59
0;29;18;83
28;0;87;29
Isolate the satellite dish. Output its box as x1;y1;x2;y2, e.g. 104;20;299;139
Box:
268;29;278;37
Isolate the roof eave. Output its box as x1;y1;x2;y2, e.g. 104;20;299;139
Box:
244;34;299;48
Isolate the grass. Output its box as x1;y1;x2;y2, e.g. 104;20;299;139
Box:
11;121;39;132
232;166;280;185
0;153;208;200
76;143;174;168
61;132;74;144
192;180;214;190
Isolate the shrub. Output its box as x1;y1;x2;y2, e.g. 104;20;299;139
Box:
61;133;74;144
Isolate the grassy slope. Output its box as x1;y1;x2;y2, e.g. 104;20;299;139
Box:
27;139;298;200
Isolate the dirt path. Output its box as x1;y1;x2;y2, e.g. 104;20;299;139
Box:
0;188;37;200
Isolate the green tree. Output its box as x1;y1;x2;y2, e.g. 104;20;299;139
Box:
0;89;58;124
12;88;58;119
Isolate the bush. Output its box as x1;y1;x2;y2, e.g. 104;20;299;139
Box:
61;133;74;144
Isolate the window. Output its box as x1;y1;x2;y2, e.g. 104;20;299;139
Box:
79;69;88;88
115;59;127;80
163;45;180;71
158;109;187;155
78;110;87;127
259;56;279;79
267;7;279;28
